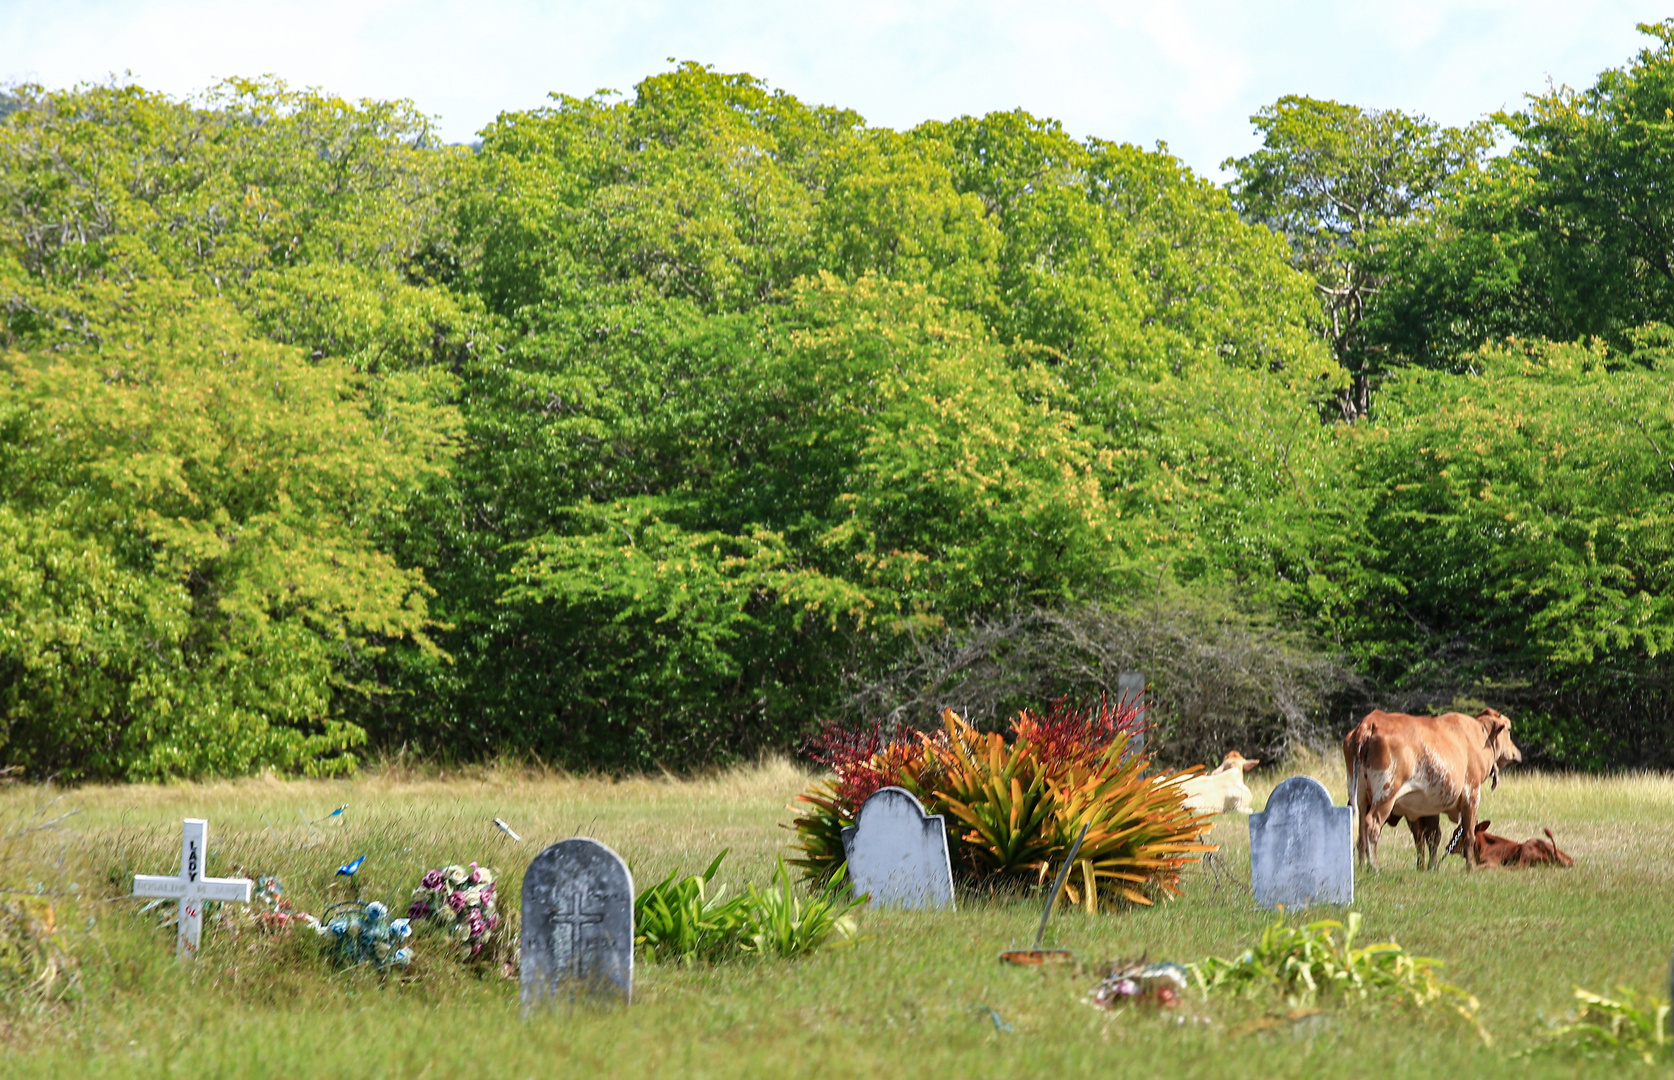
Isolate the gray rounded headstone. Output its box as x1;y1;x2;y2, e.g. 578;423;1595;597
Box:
839;787;956;910
521;838;634;1007
1249;775;1353;909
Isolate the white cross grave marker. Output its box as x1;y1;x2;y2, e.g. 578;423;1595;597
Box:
132;818;253;958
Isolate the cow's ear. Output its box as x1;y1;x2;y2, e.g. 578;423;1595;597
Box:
1477;821;1491;832
1242;759;1260;771
1483;719;1506;747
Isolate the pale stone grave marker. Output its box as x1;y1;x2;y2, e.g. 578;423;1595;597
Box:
132;818;253;958
840;786;955;910
521;838;634;1008
1249;776;1353;909
1118;671;1147;759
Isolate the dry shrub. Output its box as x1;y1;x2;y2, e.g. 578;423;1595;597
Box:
843;587;1356;768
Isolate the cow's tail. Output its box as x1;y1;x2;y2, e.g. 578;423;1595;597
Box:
1545;828;1574;867
1345;729;1365;863
1346;729;1363;814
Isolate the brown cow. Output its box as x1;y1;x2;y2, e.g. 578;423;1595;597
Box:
1454;822;1575;868
1342;708;1522;871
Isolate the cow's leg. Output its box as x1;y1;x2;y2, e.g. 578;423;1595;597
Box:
1360;798;1397;871
1458;796;1479;871
1405;815;1439;870
1420;816;1442;870
1437;815;1466;867
1355;800;1376;867
1401;815;1423;870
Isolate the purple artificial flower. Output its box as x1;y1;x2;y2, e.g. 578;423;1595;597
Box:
469;940;485;957
406;900;432;920
467;909;487;940
486;912;501;932
420;869;447;892
469;862;482;885
448;891;468;914
481;882;496;904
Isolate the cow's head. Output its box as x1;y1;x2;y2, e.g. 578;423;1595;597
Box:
1216;751;1261;774
1476;708;1522;766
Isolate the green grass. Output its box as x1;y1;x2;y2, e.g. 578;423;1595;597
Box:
0;757;1668;1078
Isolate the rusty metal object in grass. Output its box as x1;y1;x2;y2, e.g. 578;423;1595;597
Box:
1000;820;1090;966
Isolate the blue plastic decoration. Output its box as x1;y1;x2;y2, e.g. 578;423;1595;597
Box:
337;854;366;877
318;900;413;971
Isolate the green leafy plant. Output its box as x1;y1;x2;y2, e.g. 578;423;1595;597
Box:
1522;986;1671;1066
634;850;749;965
739;858;863;960
635;853;861;964
1190;913;1486;1040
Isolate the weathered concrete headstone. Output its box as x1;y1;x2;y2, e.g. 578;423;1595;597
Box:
1118;672;1147;758
1249;776;1353;909
840;787;955;910
521;838;634;1007
132;818;253;958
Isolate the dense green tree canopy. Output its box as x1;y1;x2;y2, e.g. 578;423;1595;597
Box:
5;33;1674;777
0;82;468;778
1371;21;1674;367
428;65;1338;768
1225;96;1490;415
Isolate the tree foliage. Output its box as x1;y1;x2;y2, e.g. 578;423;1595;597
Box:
429;64;1332;769
1226;96;1490;415
1371;21;1674;366
0;82;465;778
7;36;1674;777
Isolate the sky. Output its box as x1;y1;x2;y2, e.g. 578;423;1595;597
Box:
2;1;1669;179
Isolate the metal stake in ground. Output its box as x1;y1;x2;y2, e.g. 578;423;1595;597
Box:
132;818;253;959
1033;820;1092;950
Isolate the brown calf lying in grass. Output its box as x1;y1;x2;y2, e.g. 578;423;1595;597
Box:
1454;822;1575;868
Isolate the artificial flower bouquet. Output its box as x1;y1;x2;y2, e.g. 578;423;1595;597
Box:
407;863;502;959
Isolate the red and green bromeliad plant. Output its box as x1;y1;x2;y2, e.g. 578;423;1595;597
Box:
789;699;1216;910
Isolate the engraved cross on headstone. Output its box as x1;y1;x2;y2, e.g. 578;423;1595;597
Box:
132;818;253;958
548;890;604;975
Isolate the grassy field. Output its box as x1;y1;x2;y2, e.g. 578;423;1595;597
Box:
0;757;1668;1079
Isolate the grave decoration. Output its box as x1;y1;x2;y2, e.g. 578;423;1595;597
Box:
522;838;634;1007
318;900;413;971
1089;960;1190;1010
234;870;313;935
840;787;955;910
792;703;1212;909
1249;776;1353;909
132;818;253;958
407;862;503;959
